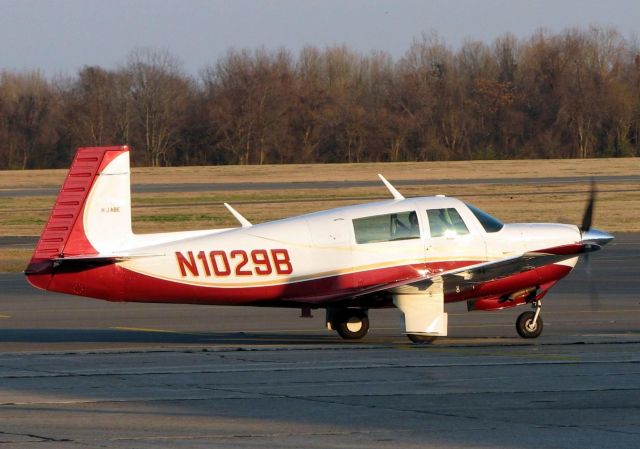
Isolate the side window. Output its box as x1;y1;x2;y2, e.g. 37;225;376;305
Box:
353;211;420;244
426;208;470;238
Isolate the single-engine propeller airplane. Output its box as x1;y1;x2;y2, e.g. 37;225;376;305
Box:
26;146;614;342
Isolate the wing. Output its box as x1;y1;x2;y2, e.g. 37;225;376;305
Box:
352;243;600;298
439;244;598;285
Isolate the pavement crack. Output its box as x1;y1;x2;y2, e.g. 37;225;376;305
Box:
1;358;639;380
110;428;410;442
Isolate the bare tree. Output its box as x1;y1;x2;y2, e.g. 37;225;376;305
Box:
1;25;640;169
125;48;191;166
204;48;294;164
0;71;57;168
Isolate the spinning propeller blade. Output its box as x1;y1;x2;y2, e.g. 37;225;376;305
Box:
579;178;604;310
581;178;596;232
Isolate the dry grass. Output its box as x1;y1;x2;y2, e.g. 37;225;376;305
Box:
126;183;638;233
0;249;31;273
1;157;638;188
2;158;638;272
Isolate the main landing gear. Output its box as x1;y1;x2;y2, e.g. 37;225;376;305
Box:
516;300;544;338
327;308;370;340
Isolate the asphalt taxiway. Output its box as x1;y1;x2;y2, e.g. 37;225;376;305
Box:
0;234;638;448
2;174;638;197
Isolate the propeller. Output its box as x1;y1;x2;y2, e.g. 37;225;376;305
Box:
579;178;599;310
580;178;596;272
578;178;614;248
584;257;601;311
580;178;596;233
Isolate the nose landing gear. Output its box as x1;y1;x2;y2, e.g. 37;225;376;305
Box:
516;300;543;338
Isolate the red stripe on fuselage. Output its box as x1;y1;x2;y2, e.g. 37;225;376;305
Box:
43;262;427;304
37;259;573;307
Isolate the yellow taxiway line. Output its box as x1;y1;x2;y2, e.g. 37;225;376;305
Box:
0;314;10;319
110;326;181;334
110;326;205;337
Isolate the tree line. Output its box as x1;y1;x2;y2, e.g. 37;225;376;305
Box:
1;26;639;169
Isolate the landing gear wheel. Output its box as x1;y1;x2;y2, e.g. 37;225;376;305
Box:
516;311;543;338
334;309;369;340
407;334;437;344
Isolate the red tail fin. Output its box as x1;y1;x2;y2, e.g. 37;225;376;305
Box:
26;146;129;288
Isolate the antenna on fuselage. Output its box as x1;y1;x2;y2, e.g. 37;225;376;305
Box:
378;174;405;200
224;203;252;228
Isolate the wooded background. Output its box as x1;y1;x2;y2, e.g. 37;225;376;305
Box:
1;26;639;169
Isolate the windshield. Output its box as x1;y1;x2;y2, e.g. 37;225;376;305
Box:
466;203;504;233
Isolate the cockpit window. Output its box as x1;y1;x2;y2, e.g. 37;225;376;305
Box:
466;203;504;233
426;208;470;238
353;211;420;244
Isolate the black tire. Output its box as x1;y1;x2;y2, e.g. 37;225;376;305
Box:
407;334;437;344
335;309;369;340
516;311;543;338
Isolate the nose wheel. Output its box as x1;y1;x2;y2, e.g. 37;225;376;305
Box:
516;301;543;339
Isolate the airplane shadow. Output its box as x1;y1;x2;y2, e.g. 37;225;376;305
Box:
0;328;364;347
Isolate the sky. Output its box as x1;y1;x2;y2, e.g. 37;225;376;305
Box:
1;0;639;77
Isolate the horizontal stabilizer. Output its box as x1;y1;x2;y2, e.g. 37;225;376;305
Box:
52;252;164;263
25;252;164;274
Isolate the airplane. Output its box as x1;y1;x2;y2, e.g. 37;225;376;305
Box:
25;146;614;343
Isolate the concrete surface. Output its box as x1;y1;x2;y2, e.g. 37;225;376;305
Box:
0;234;638;448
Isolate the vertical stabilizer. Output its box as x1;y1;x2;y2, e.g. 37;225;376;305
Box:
26;146;132;288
